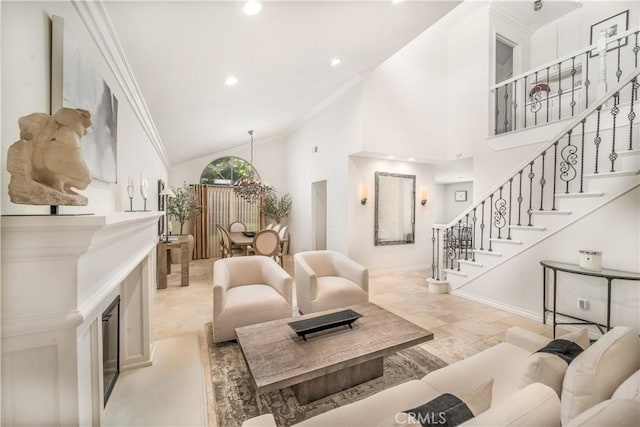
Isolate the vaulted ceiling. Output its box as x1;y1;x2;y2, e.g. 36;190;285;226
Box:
105;1;461;165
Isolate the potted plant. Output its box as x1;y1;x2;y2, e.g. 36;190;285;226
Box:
167;184;201;235
261;191;292;224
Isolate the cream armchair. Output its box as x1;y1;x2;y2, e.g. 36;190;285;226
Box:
213;256;292;343
294;250;369;314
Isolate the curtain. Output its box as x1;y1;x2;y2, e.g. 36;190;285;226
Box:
208;186;262;258
192;184;210;259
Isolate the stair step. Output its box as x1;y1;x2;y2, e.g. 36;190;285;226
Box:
585;170;640;179
490;238;522;245
458;259;484;267
473;249;502;257
444;268;467;278
617;150;640;157
531;210;572;215
555;192;604;199
510;225;546;231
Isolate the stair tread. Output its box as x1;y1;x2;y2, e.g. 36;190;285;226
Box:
585;170;640;178
510;225;546;231
617;150;640;157
473;249;502;257
444;268;467;277
532;210;572;215
555;192;604;198
458;259;484;267
490;238;522;245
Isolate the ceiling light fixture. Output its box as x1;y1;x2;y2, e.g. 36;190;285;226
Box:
234;130;273;203
243;1;262;16
391;0;404;4
225;75;238;86
330;57;342;67
388;155;395;160
408;157;415;161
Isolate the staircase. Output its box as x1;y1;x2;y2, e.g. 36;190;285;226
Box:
429;70;639;297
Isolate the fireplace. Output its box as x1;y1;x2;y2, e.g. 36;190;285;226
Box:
1;212;162;426
102;295;121;406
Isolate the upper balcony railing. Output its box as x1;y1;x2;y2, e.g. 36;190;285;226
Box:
491;28;639;136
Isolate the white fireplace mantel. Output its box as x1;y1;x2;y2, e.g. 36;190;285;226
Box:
1;211;163;426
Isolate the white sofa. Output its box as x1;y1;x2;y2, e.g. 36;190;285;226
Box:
213;256;292;343
294;250;369;314
242;326;640;426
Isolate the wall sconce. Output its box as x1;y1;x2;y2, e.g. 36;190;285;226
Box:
419;187;428;206
359;184;368;205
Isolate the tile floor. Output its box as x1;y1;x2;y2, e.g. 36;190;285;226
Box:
155;256;556;427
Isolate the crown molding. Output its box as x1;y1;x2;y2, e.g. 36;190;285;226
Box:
490;3;535;37
447;1;491;36
71;0;171;167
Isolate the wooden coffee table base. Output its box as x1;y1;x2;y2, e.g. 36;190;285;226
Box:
291;357;383;404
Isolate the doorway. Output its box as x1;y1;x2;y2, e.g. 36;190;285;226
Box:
311;180;327;250
495;36;515;133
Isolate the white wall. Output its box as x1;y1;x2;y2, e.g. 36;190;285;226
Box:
285;83;364;255
443;181;473;223
347;156;436;272
530;2;639;68
1;1;168;215
457;187;640;333
360;23;448;163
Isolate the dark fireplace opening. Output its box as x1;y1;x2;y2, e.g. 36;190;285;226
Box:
102;295;120;407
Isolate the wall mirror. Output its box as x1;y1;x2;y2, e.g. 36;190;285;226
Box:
374;172;416;246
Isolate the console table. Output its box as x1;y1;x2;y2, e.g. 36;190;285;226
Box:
157;236;191;288
541;260;640;338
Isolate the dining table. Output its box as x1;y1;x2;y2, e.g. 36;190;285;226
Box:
229;231;255;255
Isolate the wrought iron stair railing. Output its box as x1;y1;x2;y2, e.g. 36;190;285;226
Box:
433;68;639;282
491;27;639;135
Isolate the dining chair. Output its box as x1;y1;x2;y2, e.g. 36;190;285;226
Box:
249;230;280;259
272;223;282;233
229;221;246;232
265;223;275;230
217;224;242;258
276;225;289;267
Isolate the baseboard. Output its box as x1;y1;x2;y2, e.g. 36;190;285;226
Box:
452;289;543;322
196;334;209;427
370;264;431;277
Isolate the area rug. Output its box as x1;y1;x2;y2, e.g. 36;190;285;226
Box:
206;322;447;427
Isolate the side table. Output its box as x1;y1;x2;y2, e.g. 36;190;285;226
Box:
541;260;639;338
157;236;191;289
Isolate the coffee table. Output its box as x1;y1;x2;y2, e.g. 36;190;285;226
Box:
235;303;433;404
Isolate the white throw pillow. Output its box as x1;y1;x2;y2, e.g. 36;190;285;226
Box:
612;370;640;403
521;328;590;396
561;326;640;425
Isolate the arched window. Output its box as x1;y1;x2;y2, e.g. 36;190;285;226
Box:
200;156;259;185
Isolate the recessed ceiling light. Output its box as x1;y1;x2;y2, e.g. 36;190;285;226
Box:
391;0;404;4
225;75;238;86
408;157;415;161
243;1;262;16
388;155;395;160
330;57;342;67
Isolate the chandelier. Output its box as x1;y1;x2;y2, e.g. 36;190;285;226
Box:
234;130;273;203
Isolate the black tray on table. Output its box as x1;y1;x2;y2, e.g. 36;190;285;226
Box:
242;231;256;237
288;309;362;341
